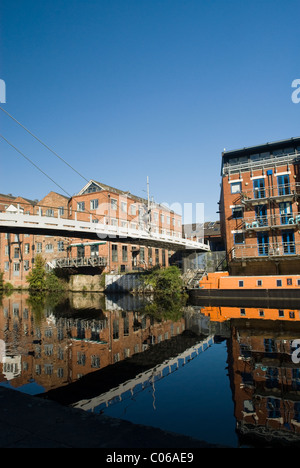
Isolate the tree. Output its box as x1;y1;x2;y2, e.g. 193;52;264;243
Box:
27;255;47;291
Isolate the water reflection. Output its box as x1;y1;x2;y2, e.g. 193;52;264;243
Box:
0;292;188;396
1;291;300;447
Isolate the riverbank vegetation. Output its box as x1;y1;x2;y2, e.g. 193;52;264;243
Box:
141;266;188;321
142;266;184;294
27;255;66;293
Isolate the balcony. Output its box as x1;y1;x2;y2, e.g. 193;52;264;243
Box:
231;242;300;261
242;214;300;231
222;151;300;176
240;183;300;205
55;256;107;269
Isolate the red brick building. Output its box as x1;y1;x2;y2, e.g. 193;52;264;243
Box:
219;137;300;275
0;192;70;287
0;180;183;287
66;179;182;273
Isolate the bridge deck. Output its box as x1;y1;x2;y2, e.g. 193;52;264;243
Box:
0;212;209;252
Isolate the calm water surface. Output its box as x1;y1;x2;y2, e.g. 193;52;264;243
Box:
1;291;300;448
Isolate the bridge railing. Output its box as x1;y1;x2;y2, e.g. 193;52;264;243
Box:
0;208;209;251
55;256;107;269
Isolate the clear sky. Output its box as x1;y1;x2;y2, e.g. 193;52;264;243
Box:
0;0;300;222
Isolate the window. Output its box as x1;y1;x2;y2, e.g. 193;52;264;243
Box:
289;311;295;319
298;279;300;286
278;310;284;317
160;214;164;223
255;205;268;227
259;310;265;317
91;244;99;256
112;245;118;262
58;207;65;216
24;260;30;271
231;182;242;194
279;202;293;225
91;355;100;369
130;204;137;215
24;244;30;254
4;262;9;272
140;247;145;263
113;319;119;340
257;280;263;287
234;233;245;244
277;174;290;196
77;352;86;366
257;232;269;256
253;178;265;199
111;198;117;211
121;201;127;213
122;246;128;262
36;243;42;253
90;199;99;210
58;241;64;252
239;280;244;288
45;244;54;253
13;263;20;276
111;218;118;227
287;278;293;286
240;308;246;316
155;249;159;265
77;202;85;212
277;279;282;287
46;209;54;217
14;248;20;259
282;231;295;255
232;207;243;219
148;248;153;265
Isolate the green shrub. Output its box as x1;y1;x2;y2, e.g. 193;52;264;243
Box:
143;266;183;293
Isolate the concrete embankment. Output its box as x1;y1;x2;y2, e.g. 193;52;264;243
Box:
0;387;225;448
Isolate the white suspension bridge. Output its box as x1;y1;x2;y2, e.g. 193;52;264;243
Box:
0;206;209;252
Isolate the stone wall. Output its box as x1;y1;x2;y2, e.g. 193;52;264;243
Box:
68;274;105;292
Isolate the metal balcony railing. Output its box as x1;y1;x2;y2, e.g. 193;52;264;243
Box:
242;213;300;230
240;183;300;203
55;256;107;269
222;151;300;176
231;242;300;260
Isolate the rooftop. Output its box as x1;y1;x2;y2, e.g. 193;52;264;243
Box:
222;136;300;158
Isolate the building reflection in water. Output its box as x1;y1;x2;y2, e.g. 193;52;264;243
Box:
199;304;300;446
0;292;188;395
1;292;300;447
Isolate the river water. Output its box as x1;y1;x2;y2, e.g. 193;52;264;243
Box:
1;291;300;448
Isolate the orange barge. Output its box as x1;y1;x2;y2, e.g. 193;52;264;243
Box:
189;272;300;305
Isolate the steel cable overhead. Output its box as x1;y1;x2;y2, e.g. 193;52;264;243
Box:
0;106;89;183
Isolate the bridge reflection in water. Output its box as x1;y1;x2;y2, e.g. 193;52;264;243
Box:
1;291;300;447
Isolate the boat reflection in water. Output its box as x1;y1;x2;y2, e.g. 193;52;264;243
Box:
1;291;300;447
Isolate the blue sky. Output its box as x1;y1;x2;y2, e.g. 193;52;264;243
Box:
0;0;300;221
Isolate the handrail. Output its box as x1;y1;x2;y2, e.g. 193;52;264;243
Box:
231;242;300;259
240;183;300;202
55;256;107;268
242;213;300;230
223;151;300;176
